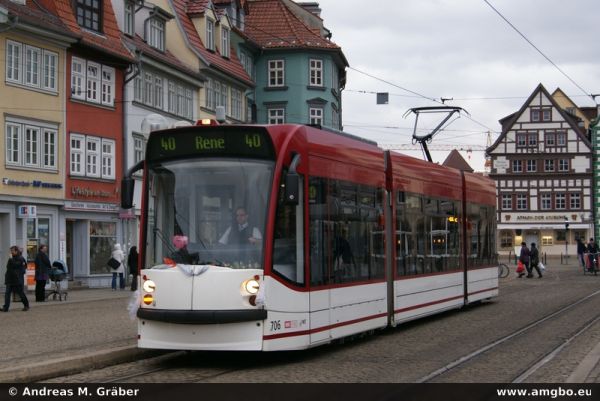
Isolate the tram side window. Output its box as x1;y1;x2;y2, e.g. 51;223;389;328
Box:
396;193;461;276
272;172;305;285
466;203;497;267
309;177;384;286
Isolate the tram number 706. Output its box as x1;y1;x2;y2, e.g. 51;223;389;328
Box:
270;320;281;332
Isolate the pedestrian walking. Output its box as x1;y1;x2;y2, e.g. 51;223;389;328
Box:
519;242;532;278
577;238;586;269
587;238;599;272
127;246;139;291
34;244;51;302
111;243;125;290
2;245;30;312
529;242;542;278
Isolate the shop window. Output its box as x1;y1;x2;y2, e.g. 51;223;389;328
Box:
500;230;513;248
26;217;50;261
89;221;117;275
541;236;553;246
555;230;566;241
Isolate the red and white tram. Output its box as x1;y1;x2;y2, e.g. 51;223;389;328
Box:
121;122;497;351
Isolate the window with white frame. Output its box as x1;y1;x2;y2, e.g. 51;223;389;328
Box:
544;159;555;172
570;193;581;209
133;133;146;165
501;194;512;210
219;83;228;114
309;59;323;86
148;18;165;51
331;65;339;91
70;133;115;180
540;193;552;210
268;108;285;124
556;132;566;146
268;60;284;87
239;52;253;78
71;57;115;106
205;78;215;110
25;45;40;87
206;19;215;51
124;0;134;36
526;159;536;172
5;118;58;170
221;27;230;58
6;40;58;92
86;62;100;103
309;107;323;125
555;193;566;209
332;108;339;130
134;71;193;119
231;88;242;120
516;194;527;210
101;140;115;179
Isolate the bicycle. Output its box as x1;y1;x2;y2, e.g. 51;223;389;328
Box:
584;253;598;276
498;263;509;278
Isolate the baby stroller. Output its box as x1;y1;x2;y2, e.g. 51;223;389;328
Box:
46;260;68;301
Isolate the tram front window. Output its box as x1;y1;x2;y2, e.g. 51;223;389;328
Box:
145;158;273;269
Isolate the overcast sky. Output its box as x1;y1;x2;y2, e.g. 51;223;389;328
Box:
315;0;600;170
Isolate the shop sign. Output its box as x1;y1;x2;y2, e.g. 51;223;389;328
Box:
3;178;62;189
71;186;112;198
63;201;118;212
504;213;574;223
18;205;37;218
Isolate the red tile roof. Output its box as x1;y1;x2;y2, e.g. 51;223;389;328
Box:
245;0;340;50
0;0;76;39
170;0;254;87
37;0;133;62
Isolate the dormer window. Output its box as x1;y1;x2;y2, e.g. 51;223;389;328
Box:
75;0;102;32
124;0;135;36
206;19;215;51
147;18;165;51
221;27;230;58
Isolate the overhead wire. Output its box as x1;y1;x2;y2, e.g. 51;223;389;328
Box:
482;0;594;101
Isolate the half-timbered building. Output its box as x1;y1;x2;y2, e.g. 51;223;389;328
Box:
487;83;593;257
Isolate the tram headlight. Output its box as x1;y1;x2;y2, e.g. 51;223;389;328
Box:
143;279;156;293
242;278;260;295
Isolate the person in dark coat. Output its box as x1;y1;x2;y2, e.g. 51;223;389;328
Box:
577;238;587;269
529;243;542;278
127;246;139;291
2;245;30;312
587;238;599;271
519;242;531;278
34;244;51;302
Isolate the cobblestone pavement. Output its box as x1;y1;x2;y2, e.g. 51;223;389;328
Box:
4;257;600;383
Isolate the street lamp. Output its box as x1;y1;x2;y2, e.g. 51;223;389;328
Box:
565;217;570;259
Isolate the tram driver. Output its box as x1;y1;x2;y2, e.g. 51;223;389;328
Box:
218;207;263;246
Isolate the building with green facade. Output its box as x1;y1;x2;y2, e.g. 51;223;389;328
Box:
243;0;348;128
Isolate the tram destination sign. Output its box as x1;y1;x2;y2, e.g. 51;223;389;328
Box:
147;127;275;161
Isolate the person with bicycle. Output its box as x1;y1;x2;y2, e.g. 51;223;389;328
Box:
586;238;599;272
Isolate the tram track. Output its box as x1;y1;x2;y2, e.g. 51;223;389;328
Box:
416;288;600;383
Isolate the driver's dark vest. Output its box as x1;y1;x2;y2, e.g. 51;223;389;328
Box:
230;225;250;244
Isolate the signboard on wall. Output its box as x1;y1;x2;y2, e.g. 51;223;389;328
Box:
18;205;37;218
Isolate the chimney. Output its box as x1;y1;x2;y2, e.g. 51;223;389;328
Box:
297;2;321;17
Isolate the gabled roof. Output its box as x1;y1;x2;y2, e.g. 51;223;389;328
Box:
37;0;134;62
245;0;341;51
442;149;474;172
169;0;254;87
488;83;592;153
